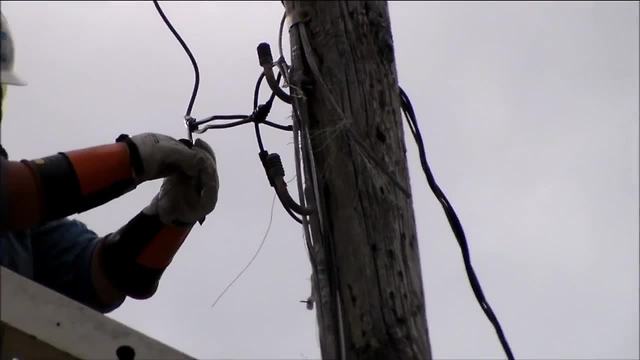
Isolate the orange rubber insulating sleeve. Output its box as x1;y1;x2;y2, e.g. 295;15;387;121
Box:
66;143;133;196
3;160;43;229
136;225;192;269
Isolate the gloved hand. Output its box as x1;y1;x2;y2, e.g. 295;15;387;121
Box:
143;138;219;225
118;133;205;184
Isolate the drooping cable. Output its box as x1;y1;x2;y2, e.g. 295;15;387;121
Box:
399;87;515;360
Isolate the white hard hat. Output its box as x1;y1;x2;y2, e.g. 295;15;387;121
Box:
1;13;26;86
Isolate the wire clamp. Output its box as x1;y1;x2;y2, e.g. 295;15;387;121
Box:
185;115;198;134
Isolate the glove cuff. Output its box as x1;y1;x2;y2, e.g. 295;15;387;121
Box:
116;134;145;181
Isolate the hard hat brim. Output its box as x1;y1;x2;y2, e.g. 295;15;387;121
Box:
1;70;27;86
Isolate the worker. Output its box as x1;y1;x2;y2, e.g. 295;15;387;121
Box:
0;13;219;313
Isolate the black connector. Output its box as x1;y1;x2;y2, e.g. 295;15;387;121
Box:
253;103;273;124
257;42;274;67
259;150;313;218
259;150;285;187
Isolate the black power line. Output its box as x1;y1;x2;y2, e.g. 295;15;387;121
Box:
399;86;515;360
153;0;201;140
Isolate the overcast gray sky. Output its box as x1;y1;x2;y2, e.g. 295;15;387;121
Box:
2;1;638;359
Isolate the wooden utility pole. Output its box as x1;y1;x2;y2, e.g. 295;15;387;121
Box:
284;2;431;359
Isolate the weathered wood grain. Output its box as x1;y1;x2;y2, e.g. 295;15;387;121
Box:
286;2;432;359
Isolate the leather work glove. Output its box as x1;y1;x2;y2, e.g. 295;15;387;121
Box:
143;138;219;225
99;138;219;300
121;133;206;184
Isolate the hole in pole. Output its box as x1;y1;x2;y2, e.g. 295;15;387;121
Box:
116;345;136;360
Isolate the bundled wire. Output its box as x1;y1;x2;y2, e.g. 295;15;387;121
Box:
151;1;314;316
251;71;306;225
399;87;514;360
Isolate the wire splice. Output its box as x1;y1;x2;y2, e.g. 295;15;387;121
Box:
259;150;313;220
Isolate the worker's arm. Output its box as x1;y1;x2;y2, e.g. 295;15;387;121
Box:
29;138;218;310
0;133;203;231
0;142;134;230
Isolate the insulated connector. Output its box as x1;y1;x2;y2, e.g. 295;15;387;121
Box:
256;42;292;104
259;150;285;187
257;42;274;67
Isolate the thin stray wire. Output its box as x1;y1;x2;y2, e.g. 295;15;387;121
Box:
210;176;297;310
153;0;200;140
278;10;287;64
210;193;277;309
399;87;515;360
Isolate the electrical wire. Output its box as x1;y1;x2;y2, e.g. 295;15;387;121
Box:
278;10;287;64
210;192;278;309
262;120;293;131
150;0;312;315
153;0;201;141
399;87;515;360
254;73;267;110
278;191;303;224
196;72;290;134
194;119;254;132
252;71;305;224
210;176;298;310
195;114;249;126
253;72;276;152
